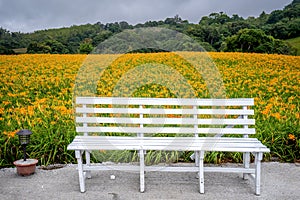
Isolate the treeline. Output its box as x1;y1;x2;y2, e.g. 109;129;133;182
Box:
0;0;299;55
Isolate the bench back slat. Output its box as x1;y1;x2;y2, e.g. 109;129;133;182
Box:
76;117;255;125
75;97;255;136
76;108;254;115
76;97;254;106
76;127;255;134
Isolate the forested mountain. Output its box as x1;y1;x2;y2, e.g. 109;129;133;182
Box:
0;0;299;55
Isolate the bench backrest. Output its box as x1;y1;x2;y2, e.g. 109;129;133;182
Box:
75;97;255;137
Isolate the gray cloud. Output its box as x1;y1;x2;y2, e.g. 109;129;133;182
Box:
0;0;292;33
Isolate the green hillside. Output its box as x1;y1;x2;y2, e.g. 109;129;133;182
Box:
0;0;299;55
286;37;300;55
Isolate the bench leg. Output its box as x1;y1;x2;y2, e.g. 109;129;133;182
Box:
195;151;200;167
254;152;263;196
85;150;92;179
243;152;250;179
75;150;86;193
199;151;205;194
139;150;145;192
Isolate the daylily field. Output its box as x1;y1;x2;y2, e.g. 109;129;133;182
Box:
0;53;299;167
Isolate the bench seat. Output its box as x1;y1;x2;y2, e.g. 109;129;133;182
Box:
68;136;269;152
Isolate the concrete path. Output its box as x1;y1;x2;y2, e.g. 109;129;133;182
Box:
0;162;299;200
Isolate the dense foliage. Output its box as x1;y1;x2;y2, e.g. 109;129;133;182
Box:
222;28;296;54
0;1;299;55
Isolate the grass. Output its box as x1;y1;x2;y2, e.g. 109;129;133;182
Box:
285;36;300;56
12;48;27;54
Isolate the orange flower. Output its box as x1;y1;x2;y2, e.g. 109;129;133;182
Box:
261;104;272;115
3;130;18;138
271;112;281;120
288;134;296;141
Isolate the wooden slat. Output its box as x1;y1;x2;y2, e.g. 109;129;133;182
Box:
68;145;268;152
76;117;255;125
68;143;269;152
76;126;256;134
71;137;260;144
73;135;259;141
76;108;254;115
81;165;255;173
69;140;266;148
82;165;199;172
69;142;266;149
67;136;269;152
76;97;254;106
71;136;260;144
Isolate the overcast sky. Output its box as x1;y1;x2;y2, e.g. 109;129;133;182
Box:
0;0;293;33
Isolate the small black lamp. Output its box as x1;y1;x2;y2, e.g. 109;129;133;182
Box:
17;129;32;161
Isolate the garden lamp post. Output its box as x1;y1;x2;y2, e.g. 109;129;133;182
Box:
17;129;32;161
14;129;38;176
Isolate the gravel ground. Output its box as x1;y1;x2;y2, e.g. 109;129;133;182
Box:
0;162;299;200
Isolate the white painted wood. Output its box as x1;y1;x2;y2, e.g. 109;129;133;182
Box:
204;167;255;173
76;127;256;134
193;105;200;167
243;106;250;180
76;107;254;115
248;173;256;181
81;164;256;173
85;151;91;179
71;136;260;141
139;105;144;138
69;137;263;149
82;104;91;179
199;151;205;193
76;117;255;125
215;115;244;137
67;136;270;152
76;97;254;106
139;149;145;192
75;150;85;193
68;97;270;195
255;152;263;196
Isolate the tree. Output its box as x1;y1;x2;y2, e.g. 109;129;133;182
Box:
119;21;132;30
223;28;295;55
79;38;93;54
0;45;14;54
104;22;122;33
44;40;68;54
267;19;300;39
0;28;15;50
165;15;183;25
92;31;112;46
185;24;205;41
283;0;300;20
232;14;244;21
267;10;284;24
144;21;159;27
27;42;51;53
273;39;297;55
226;21;252;35
257;11;269;24
199;12;231;25
224;29;269;52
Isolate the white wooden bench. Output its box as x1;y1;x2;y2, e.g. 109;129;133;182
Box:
67;97;270;195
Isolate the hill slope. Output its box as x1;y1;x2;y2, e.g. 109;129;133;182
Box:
286;37;300;55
